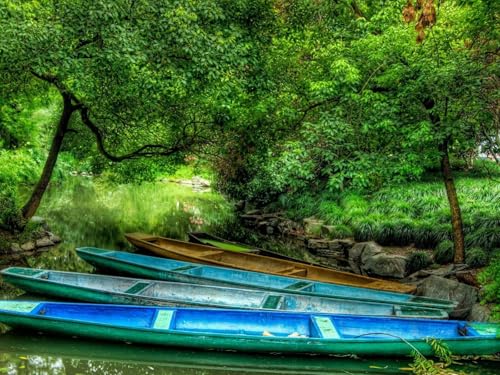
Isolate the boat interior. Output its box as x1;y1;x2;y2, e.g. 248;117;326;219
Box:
0;302;487;340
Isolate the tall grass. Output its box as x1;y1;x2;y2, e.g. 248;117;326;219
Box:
276;175;500;260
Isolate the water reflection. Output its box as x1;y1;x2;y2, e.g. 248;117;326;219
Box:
38;178;235;249
0;332;415;375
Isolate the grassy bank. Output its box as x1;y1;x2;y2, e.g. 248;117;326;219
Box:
271;167;500;267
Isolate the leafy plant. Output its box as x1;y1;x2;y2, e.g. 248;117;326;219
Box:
410;339;454;375
0;183;22;230
434;240;455;265
407;251;432;274
478;254;500;321
466;247;489;268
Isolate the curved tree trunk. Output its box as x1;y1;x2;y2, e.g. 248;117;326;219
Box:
21;92;75;221
439;138;465;263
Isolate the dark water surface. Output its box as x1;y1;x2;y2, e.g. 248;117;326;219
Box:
0;179;498;374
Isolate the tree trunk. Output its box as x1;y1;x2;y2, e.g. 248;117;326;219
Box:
423;98;465;264
439;138;465;263
21;92;74;221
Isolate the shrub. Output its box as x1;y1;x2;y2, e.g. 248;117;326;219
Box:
407;251;432;274
0;183;22;230
466;247;489;268
478;254;500;321
434;240;454;264
324;224;353;239
465;227;500;251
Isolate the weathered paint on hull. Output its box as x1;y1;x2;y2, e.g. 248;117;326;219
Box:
1;267;448;319
76;247;456;312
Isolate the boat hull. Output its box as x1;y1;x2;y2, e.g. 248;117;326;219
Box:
76;247;456;312
0;301;498;357
1;267;448;319
126;232;416;294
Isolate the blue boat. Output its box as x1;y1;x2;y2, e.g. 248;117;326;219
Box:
0;301;497;356
0;267;448;319
77;247;457;312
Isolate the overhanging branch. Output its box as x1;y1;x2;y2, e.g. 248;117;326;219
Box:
79;108;193;162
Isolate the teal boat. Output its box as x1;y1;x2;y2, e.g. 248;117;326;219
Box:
77;247;457;311
0;267;448;319
0;300;498;357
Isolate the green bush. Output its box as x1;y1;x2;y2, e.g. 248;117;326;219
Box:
324;224;353;239
407;251;432;274
478;254;500;321
434;240;455;264
0;183;22;230
465;227;500;251
465;247;489;268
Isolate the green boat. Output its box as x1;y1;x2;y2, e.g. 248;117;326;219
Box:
0;267;449;319
0;300;498;357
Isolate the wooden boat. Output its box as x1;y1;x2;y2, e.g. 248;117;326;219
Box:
188;231;336;266
76;247;457;312
126;232;416;294
0;300;498;357
0;267;448;319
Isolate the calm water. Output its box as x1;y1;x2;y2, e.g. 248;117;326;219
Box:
0;178;498;374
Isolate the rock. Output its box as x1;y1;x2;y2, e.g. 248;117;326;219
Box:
10;243;22;253
416;275;478;319
21;241;35;251
47;232;62;244
337;239;355;250
320;225;337;238
192;176;210;187
245;209;262;216
240;214;262;226
256;221;275;235
347;242;407;278
306;239;330;250
362;253;408;279
456;270;480;288
303;217;324;237
347;242;383;275
468;303;492;322
36;237;55;248
30;216;49;231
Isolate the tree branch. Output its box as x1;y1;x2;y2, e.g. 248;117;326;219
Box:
79;108;193;162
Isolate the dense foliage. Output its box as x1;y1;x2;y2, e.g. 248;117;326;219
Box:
0;1;498;302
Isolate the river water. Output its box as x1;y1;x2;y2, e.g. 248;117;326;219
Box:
0;178;498;374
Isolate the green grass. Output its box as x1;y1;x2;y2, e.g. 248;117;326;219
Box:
275;173;500;258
